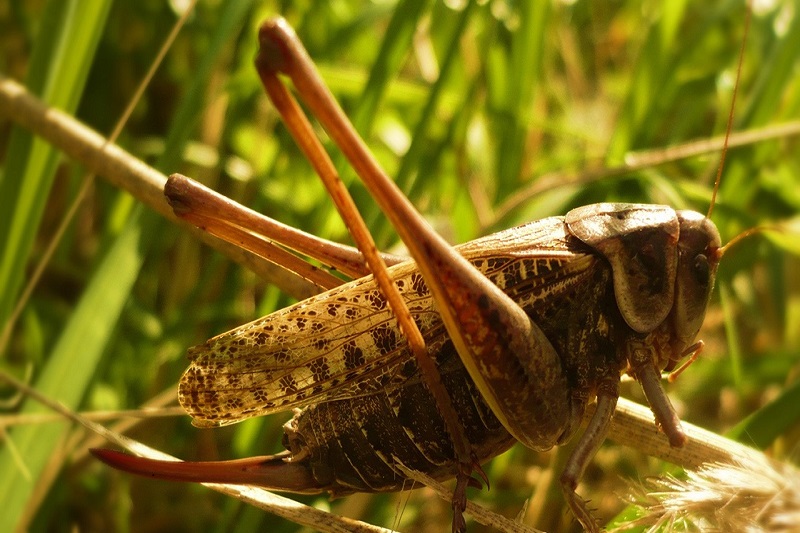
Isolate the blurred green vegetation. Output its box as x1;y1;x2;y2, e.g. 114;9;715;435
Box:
0;1;798;532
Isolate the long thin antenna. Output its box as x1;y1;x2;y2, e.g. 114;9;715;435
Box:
708;4;752;220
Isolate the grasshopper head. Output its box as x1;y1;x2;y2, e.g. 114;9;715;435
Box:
668;211;722;360
566;204;723;370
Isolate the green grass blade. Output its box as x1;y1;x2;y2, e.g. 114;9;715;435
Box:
0;3;256;530
349;0;430;136
0;0;112;331
0;207;150;532
494;1;550;199
726;380;800;449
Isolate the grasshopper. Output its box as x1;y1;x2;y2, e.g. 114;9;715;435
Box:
92;15;749;533
2;3;796;532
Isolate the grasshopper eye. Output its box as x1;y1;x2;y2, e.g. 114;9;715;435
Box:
672;211;722;345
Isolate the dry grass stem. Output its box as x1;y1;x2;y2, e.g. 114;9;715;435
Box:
395;463;544;533
0;76;318;301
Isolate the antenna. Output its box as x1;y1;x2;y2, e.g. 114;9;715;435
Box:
707;4;752;220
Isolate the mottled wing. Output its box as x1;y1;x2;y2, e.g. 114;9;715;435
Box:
179;261;441;427
179;216;598;427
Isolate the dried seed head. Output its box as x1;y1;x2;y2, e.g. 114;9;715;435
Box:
618;457;800;532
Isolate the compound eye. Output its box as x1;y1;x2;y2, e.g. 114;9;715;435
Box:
693;254;710;287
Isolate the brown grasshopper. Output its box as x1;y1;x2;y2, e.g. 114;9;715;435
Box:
89;16;751;532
